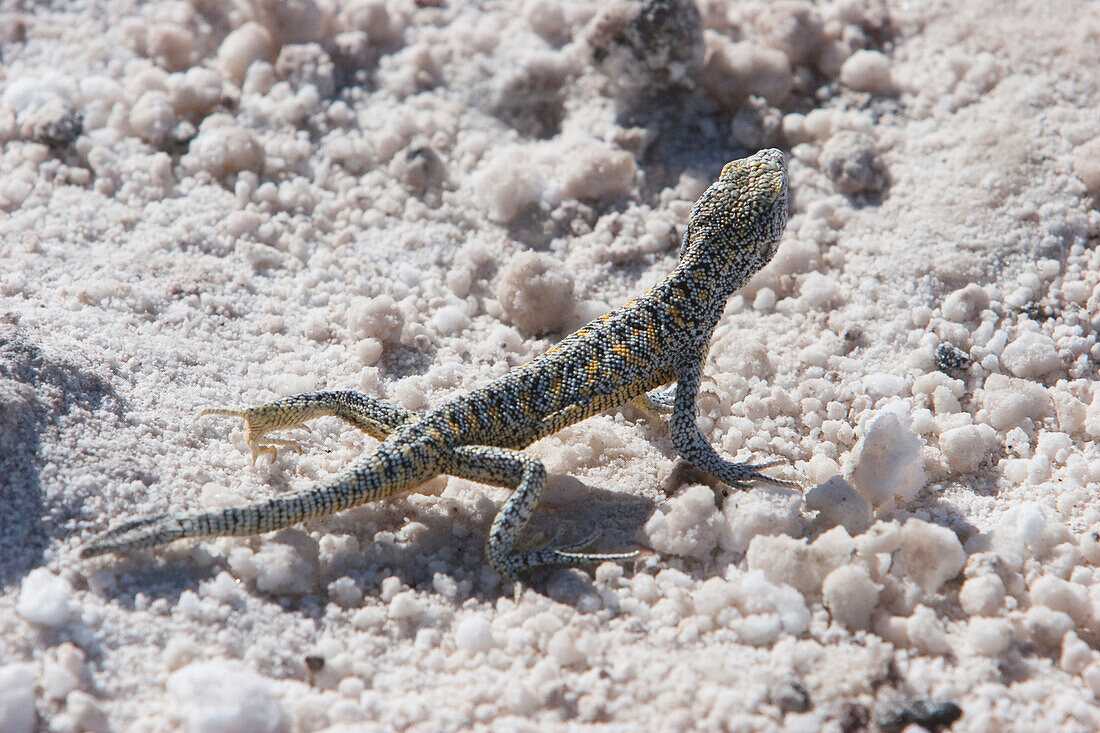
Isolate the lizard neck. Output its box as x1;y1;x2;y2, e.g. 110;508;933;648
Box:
659;246;751;325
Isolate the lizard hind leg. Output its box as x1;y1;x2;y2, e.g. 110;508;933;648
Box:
201;390;415;464
453;445;638;599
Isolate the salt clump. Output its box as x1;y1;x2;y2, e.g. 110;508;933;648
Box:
804;475;872;535
755;1;825;67
941;283;990;323
1085;663;1100;698
146;23;198;71
718;487;802;555
585;0;704;91
863;372;906;399
732;570;811;637
1074;137;1100;192
340;0;407;46
1087;392;1100;439
958;575;1005;616
897;519;965;595
990;502;1050;563
257;0;326;45
168;67;223;118
547;627;587;667
642;484;721;559
347;294;405;347
496;252;575;336
347;294;405;351
967;617;1013;657
688;578;733;632
839;50;894;94
275;44;337;99
228;532;320;596
798;271;840;309
559;142;636;203
183;116;265;179
471;147;545;224
16;567;71;627
1029;574;1089;625
0;663;36;733
431;304;469;336
454;616;494;654
822;565;880;630
218;23;276;82
168;660;289;733
819;131;888;195
846;412;926;507
745;534;820;595
939;424;997;474
1035;430;1072;462
979;374;1052;431
129;90;176;144
698;34;793;109
1061;632;1094;674
2;74;72;122
1000;331;1061;379
1081;526;1100;564
906;604;950;655
388;590;424;621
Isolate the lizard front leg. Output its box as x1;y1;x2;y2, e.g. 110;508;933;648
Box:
668;359;792;489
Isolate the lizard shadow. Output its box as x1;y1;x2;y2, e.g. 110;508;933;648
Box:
0;323;121;589
80;476;658;617
319;474;658;606
799;484;983;549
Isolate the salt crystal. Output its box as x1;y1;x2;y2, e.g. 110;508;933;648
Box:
642;484;721;559
846;412;926;506
839;50;894;94
167;660;289;733
0;663;36;733
1001;332;1061;379
822;565;880;630
968;618;1013;657
454;617;494;654
16;568;71;628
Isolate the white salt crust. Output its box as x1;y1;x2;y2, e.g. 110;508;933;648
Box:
2;0;1100;730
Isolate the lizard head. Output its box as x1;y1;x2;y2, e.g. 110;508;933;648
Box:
683;148;789;283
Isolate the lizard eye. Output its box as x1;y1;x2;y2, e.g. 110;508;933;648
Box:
759;238;778;261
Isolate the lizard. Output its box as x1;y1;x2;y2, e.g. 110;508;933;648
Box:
80;148;792;595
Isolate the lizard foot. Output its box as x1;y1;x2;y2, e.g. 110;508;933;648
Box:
493;532;640;601
201;407;310;464
721;458;800;491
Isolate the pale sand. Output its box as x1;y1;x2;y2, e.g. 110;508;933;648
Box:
2;1;1100;730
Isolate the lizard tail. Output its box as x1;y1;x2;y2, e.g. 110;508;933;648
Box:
80;445;439;558
80;514;187;557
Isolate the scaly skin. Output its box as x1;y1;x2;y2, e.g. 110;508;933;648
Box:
81;149;791;596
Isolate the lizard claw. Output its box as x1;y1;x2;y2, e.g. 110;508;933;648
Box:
249;438;304;465
724;458;801;491
492;529;639;594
